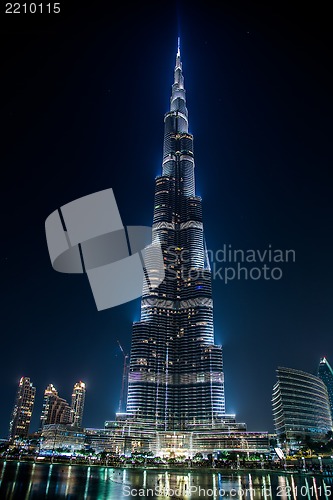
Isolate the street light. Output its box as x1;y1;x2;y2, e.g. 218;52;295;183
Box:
236;454;240;470
301;456;306;471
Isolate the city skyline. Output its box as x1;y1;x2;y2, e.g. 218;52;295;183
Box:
7;378;86;439
8;355;332;440
1;2;332;437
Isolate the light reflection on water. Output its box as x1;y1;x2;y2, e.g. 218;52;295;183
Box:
0;461;332;499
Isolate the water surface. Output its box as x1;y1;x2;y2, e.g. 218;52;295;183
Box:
0;460;332;499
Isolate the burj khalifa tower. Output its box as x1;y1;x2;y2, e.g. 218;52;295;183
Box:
126;40;226;432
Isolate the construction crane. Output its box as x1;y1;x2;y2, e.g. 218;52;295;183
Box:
117;339;129;414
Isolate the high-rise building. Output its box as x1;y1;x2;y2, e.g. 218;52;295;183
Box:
272;367;332;449
317;357;333;423
126;39;225;432
40;383;58;428
71;381;86;428
102;41;277;457
40;384;71;429
9;376;36;441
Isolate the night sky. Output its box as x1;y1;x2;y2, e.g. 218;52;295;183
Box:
1;2;332;437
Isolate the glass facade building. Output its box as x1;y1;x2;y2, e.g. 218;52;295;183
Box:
71;381;86;428
126;41;225;432
272;367;332;448
9;376;36;441
317;357;333;423
40;384;72;429
40;424;86;452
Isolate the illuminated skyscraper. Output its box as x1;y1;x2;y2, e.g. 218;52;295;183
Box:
40;384;71;429
318;357;333;422
9;376;36;441
126;40;225;431
71;381;86;428
103;42;274;456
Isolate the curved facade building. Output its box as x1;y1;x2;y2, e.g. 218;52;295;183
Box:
272;367;332;447
126;41;225;431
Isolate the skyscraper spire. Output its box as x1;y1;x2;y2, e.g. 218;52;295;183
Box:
171;38;187;121
176;36;181;66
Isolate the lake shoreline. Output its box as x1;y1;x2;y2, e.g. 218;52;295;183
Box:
1;457;332;477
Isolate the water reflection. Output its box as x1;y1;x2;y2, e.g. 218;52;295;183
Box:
0;461;332;499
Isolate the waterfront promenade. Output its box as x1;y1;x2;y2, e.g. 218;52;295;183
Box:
1;454;333;476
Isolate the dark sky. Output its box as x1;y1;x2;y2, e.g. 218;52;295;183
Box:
1;1;332;437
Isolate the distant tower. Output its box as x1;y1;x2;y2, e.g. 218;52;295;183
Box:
318;357;333;423
9;377;36;441
71;381;86;428
40;384;71;429
40;384;58;429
